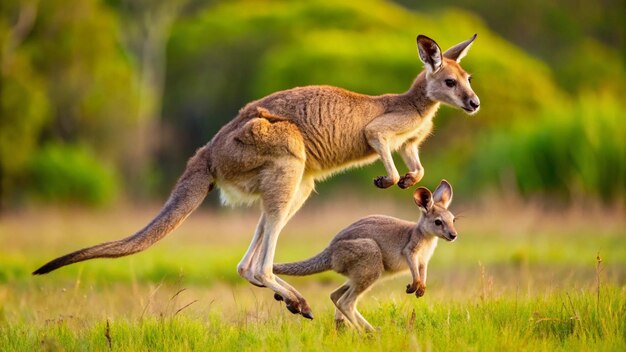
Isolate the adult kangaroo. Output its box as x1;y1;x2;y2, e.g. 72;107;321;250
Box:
33;34;480;320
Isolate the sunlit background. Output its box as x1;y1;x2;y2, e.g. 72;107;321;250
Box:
0;0;624;349
2;0;624;207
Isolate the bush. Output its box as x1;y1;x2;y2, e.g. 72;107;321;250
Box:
28;144;119;206
462;93;626;203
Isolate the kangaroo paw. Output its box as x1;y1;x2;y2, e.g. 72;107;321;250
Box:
406;282;418;294
374;176;396;189
398;174;417;189
274;293;284;301
398;170;424;189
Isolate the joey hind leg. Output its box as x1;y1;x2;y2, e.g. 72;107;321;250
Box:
332;239;383;332
330;283;350;329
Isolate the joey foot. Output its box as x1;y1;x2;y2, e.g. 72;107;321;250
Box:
335;318;347;331
374;175;397;189
398;170;424;189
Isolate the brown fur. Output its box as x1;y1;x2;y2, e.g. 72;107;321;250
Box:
33;35;478;320
274;180;458;332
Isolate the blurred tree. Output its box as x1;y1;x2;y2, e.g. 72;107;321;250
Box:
30;0;139;170
1;0;139;207
0;0;49;209
104;0;194;197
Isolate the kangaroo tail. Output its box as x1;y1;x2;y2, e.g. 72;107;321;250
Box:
273;248;332;276
33;146;214;275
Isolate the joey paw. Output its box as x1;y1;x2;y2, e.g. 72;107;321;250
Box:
406;282;418;294
415;283;426;298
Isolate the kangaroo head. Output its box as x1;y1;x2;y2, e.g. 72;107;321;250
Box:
416;34;480;115
413;180;458;242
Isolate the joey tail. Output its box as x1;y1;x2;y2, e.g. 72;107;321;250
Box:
33;146;214;275
273;248;332;276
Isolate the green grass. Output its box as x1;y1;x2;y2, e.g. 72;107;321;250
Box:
0;204;624;351
1;286;624;351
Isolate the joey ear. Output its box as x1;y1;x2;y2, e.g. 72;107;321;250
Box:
443;33;477;63
413;187;433;212
416;35;443;73
432;179;453;209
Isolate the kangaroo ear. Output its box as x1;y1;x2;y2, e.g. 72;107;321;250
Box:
417;35;443;73
443;33;477;63
413;187;433;212
433;179;453;209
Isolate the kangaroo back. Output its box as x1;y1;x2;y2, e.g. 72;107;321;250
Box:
273;248;332;276
33;146;214;275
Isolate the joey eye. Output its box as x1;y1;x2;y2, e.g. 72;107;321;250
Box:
468;76;472;84
434;219;443;226
444;79;456;88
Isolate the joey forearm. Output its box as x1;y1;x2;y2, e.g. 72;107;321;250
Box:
404;251;421;294
404;249;427;298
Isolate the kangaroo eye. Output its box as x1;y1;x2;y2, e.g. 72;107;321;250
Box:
468;76;472;84
434;219;443;226
445;79;456;88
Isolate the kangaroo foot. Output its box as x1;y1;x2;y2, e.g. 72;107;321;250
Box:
276;295;313;319
237;266;266;287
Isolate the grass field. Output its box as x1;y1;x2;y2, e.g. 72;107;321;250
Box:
0;197;624;351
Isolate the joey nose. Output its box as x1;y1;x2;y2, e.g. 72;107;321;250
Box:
448;232;457;241
462;96;480;114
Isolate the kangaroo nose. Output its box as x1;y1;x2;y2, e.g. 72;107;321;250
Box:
469;98;480;110
448;232;457;241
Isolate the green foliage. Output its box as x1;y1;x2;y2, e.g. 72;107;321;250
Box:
0;14;50;204
1;0;625;206
463;93;626;203
0;0;138;206
28;144;119;206
31;0;139;154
